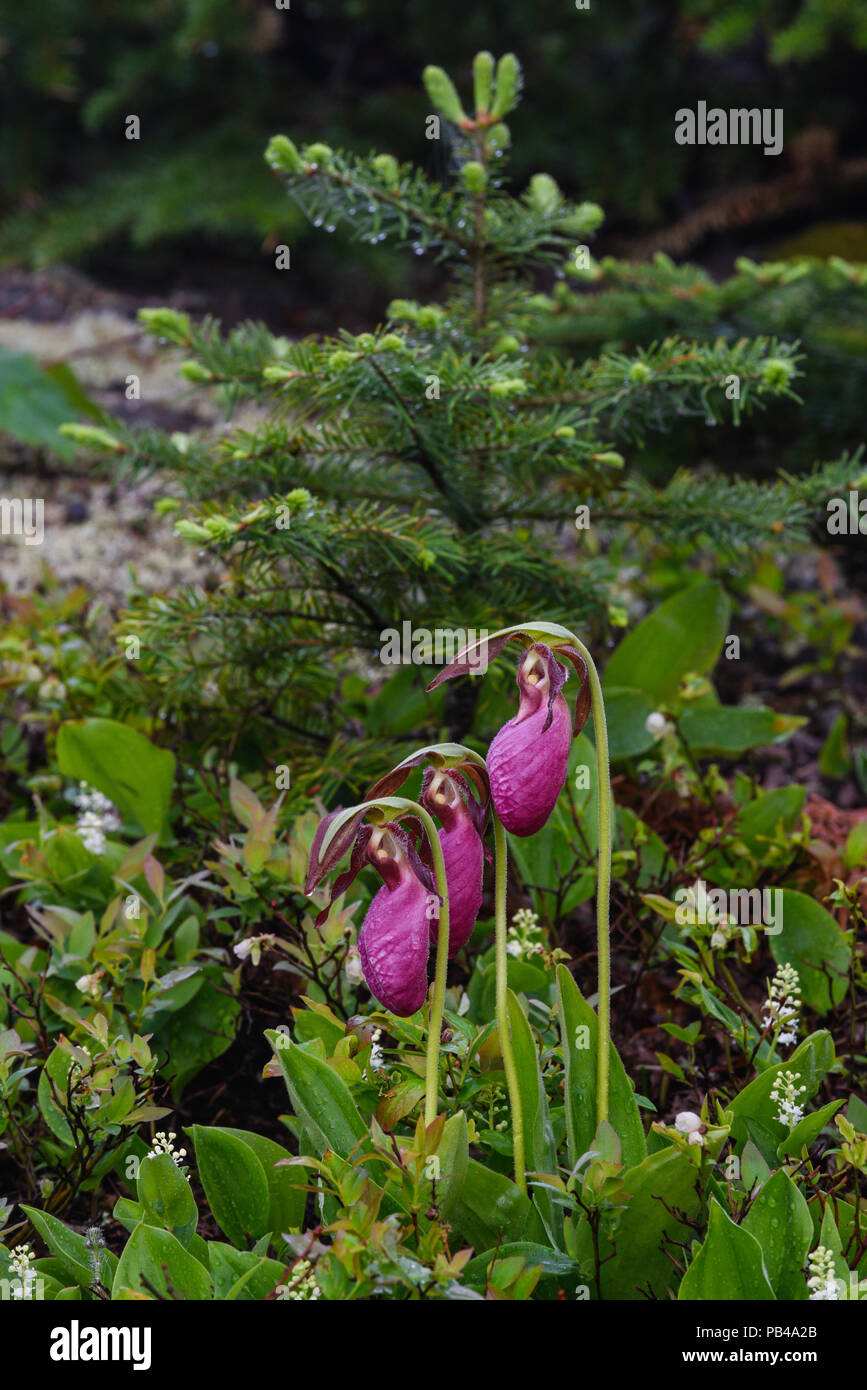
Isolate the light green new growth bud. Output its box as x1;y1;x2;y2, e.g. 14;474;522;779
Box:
491;54;522;119
487;123;510;150
378;334;405;351
58;424;124;453
473;51;495;114
285;487;314;510
373;153;400;185
264;135;305;175
154;497;182;515
388;299;419;321
423;66;468;124
573;201;604;233
416;306;445;330
489;376;527;398
628;361;653;384
175;520;214;543
356;333;376;351
263;364;297;384
559;201;605;236
492;334;520;355
461;161;487;195
553;425;575;439
302;142;334;168
527;173;561;215
179;360;213;383
202;515;238;539
138;307;192;344
328;350;357;370
592;451;625;468
760;357;796;388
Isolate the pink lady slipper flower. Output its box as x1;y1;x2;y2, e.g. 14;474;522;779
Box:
487;643;572;835
425;632;590;841
306;813;435;1016
358;824;433;1015
420;768;485;955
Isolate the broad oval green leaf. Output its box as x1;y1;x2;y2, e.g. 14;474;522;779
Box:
679;1199;776;1301
220;1126;307;1237
266;1031;366;1159
450;1158;546;1252
742;1170;811;1299
603;689;656;760
112;1223;213;1300
770;890;851;1012
136;1152;198;1245
57;718;176;843
679;705;783;756
187;1125;270;1247
729;1030;834;1147
598;1147;701;1300
603;581;730;705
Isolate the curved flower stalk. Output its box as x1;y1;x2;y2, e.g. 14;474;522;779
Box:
428;621;613;1134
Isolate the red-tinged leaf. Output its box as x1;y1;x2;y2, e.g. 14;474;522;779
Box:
425;633;513;689
115;834;159;882
304;806;369;894
230;777;266;830
143;854;165;903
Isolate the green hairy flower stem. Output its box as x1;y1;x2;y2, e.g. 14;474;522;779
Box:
493;812;527;1193
414;802;452;1126
564;632;612;1127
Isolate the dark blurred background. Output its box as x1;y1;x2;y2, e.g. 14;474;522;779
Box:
2;0;867;331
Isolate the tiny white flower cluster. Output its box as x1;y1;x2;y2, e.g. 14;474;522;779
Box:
9;1244;37;1300
233;933;278;966
806;1245;839;1301
770;1070;806;1129
762;963;801;1047
146;1131;188;1168
674;1110;705;1146
506;908;544;959
275;1258;321;1300
74;782;121;856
